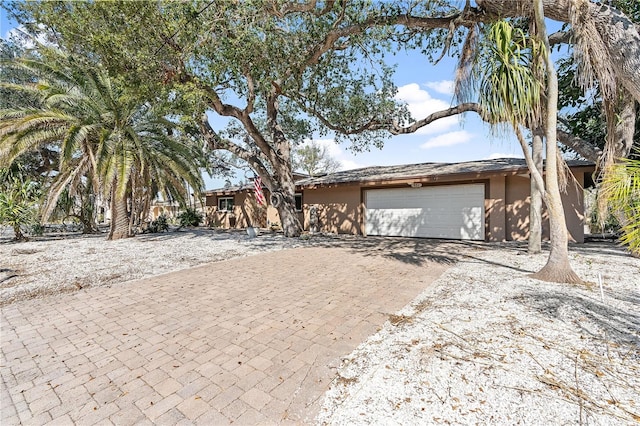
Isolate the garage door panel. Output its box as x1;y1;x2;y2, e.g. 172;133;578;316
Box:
365;184;485;240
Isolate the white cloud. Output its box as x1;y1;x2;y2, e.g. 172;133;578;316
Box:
420;130;473;150
425;80;455;96
395;83;458;135
339;158;367;170
485;152;524;160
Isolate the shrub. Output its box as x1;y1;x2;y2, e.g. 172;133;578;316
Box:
177;207;202;227
0;172;41;241
30;222;45;236
148;214;169;233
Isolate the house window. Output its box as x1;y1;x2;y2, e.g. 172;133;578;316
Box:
294;193;303;212
218;197;234;212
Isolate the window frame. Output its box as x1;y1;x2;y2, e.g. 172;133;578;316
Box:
217;197;235;212
294;193;303;212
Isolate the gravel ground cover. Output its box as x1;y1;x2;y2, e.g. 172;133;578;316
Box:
1;227;638;424
0;227;308;306
317;242;640;425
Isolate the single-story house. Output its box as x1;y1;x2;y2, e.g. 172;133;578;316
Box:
204;158;595;242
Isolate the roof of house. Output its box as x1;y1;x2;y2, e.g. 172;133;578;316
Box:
205;172;311;195
296;157;594;187
205;158;594;193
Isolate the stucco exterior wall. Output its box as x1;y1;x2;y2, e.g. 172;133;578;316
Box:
302;186;362;234
505;173;585;243
505;175;534;241
203;167;589;242
486;177;506;242
560;172;586;243
205;191;296;230
205;192;269;229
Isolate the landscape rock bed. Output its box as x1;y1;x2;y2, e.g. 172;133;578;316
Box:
317;243;640;425
0;228;311;306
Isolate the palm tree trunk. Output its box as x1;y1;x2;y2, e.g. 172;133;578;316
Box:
107;186;131;240
12;223;25;241
530;0;583;284
529;129;544;254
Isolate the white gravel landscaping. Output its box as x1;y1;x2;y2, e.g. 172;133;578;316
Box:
1;227;638;424
317;243;640;425
0;227;307;306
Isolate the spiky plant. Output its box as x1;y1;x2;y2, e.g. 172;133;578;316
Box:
0;167;41;241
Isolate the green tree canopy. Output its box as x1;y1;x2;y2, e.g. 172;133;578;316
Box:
8;1;415;236
293;141;341;177
0;49;206;239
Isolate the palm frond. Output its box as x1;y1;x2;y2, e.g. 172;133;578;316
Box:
600;156;640;255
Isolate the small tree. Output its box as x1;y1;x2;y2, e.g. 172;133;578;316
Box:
0;168;40;241
293;141;341;177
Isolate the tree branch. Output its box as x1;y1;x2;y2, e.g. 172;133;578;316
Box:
183;74;278;165
199;114;275;190
265;86;290;165
388;103;484;134
556;129;602;161
302;13;474;71
549;30;571;46
245;72;256;115
275;0;336;17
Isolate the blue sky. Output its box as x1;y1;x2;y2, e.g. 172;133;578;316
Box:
1;8;524;190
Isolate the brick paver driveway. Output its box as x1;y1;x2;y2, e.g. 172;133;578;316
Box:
1;244;448;425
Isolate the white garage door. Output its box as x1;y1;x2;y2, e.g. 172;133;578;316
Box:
365;184;485;240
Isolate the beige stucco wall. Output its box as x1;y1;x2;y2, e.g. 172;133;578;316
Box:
302;186;362;234
486;177;506;242
204;168;588;242
205;192;270;229
204;191;297;230
504;173;585;243
505;175;534;241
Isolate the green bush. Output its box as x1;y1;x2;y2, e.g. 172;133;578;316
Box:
30;222;45;236
0;172;41;241
177;207;202;227
147;214;170;233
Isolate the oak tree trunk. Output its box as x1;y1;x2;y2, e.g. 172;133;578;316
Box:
277;199;302;238
270;161;303;238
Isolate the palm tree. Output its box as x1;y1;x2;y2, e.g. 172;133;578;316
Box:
456;18;584;283
0;50;204;240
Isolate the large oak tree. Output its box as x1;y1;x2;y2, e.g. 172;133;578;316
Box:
9;1;407;237
6;0;639;280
